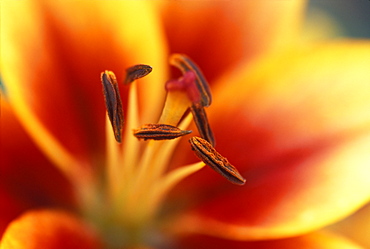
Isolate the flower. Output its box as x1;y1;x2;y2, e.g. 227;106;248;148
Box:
1;1;370;248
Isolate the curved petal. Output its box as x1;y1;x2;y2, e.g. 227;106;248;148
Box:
0;209;102;249
327;203;370;248
0;99;76;235
157;1;306;82
175;231;364;249
1;0;168;169
169;42;370;239
0;188;28;236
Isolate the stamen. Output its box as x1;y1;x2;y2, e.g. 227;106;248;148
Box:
105;115;122;200
189;136;246;185
101;71;124;143
121;65;152;183
133;123;192;141
126;115;193;222
121;80;140;182
124;140;158;218
190;103;215;147
147;113;193;183
146;162;205;218
124;64;153;85
169;53;212;107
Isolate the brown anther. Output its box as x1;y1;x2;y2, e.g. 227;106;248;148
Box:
189;136;246;185
190;103;215;147
170;54;212;107
124;64;152;84
134;124;192;141
101;70;124;143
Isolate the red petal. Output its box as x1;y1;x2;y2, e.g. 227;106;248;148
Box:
0;189;28;236
0;210;102;249
159;1;305;82
0;99;75;235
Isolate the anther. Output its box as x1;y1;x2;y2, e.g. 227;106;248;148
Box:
169;54;212;107
101;70;124;143
189;136;246;185
134;124;192;141
124;64;152;84
190;103;215;147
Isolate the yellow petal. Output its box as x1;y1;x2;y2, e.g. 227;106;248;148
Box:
176;231;364;249
212;41;370;169
1;0;168;178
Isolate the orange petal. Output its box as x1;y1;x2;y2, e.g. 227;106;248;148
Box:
327;203;370;248
158;1;306;82
176;231;364;249
170;42;370;239
1;0;167;169
0;210;102;249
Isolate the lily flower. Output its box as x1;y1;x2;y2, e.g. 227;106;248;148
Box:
1;1;370;248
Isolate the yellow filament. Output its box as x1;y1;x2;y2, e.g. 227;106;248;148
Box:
132;140;159;190
147;114;193;185
104;71;206;226
129;97;193;199
122;81;141;184
146;162;205;219
106;115;122;201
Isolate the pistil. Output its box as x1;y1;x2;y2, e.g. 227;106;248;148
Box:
158;71;196;125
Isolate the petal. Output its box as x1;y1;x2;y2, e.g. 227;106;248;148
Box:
158;1;306;81
176;231;364;249
327;203;370;248
0;210;102;249
0;99;75;235
0;188;27;236
1;0;168;168
170;42;370;239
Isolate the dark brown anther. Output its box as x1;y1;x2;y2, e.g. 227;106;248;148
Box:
190;103;215;147
189;136;246;185
134;123;192;141
170;54;212;107
101;70;124;143
124;64;152;84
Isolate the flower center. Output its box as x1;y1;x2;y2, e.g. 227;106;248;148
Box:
85;54;245;248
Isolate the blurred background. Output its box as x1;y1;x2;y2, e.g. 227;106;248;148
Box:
303;1;370;247
306;0;370;39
